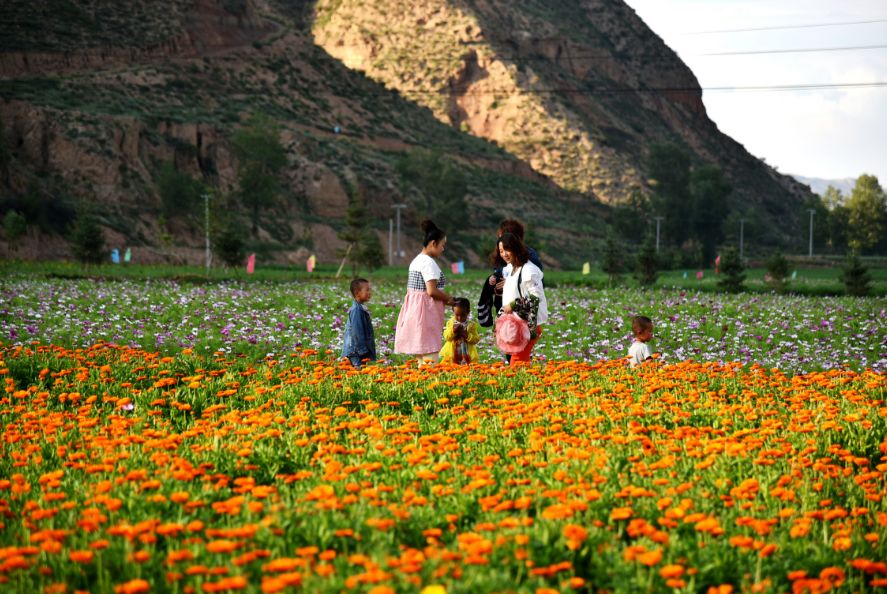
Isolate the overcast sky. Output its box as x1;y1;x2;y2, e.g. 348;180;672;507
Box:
622;0;887;188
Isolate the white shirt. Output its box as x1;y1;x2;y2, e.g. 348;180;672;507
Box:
501;261;548;325
628;341;653;367
409;253;442;283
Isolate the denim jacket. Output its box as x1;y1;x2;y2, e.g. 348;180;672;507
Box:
342;300;376;362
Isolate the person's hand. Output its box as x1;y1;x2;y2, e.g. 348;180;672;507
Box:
495;279;505;295
488;275;497;285
503;304;513;314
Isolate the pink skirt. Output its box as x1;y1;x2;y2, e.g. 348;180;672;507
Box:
394;290;445;355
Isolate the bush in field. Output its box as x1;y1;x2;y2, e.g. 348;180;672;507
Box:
338;185;385;277
841;252;871;296
3;209;27;256
69;212;106;265
156;161;205;220
602;236;622;286
717;247;745;293
635;234;658;286
214;220;247;268
765;250;790;292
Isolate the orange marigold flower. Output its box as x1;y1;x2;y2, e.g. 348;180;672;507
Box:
660;564;685;579
610;507;633;521
637;549;663;567
114;579;150;594
69;550;94;564
819;567;845;587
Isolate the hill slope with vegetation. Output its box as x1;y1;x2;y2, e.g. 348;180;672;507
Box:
0;0;813;268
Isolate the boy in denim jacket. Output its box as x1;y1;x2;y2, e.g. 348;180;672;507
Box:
342;278;376;368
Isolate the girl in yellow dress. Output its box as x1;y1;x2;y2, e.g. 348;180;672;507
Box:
439;298;480;365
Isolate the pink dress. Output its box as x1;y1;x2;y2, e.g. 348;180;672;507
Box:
394;254;447;355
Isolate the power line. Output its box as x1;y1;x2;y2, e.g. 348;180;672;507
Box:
700;43;887;57
678;18;887;35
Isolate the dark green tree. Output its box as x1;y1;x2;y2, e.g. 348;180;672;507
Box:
765;250;790;293
214;219;247;268
690;165;731;265
231;114;287;235
647;143;692;247
395;149;467;235
601;236;622;286
821;186;849;252
156;161;205;220
846;174;886;252
338;186;385;277
3;210;27;257
716;247;745;293
635;234;658;287
70;213;106;265
841;252;872;297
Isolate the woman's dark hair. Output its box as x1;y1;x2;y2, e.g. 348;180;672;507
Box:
497;233;530;266
421;219;446;247
454;297;470;312
498;219;526;240
490;219;528;265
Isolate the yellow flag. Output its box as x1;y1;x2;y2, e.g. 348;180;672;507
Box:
582;262;590;275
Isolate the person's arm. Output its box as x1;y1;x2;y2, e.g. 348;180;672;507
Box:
442;318;458;341
425;279;453;304
465;321;480;345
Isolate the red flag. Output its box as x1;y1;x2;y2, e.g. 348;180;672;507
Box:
715;255;721;275
451;262;460;274
246;253;256;274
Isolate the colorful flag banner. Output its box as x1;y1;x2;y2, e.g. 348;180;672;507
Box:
791;270;797;280
581;262;590;275
124;247;131;263
246;253;256;275
450;262;460;274
696;270;704;280
683;271;688;279
457;261;464;274
111;249;120;264
715;255;721;275
307;254;316;273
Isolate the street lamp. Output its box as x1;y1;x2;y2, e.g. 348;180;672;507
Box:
392;203;407;262
807;209;816;258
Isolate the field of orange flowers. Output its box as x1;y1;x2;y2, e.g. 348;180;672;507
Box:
0;342;885;594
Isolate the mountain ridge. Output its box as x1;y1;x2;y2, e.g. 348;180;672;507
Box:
0;0;814;267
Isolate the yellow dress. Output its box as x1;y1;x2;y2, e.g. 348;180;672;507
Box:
439;318;480;364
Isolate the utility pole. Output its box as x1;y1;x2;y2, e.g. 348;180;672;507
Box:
388;219;393;266
739;219;745;260
653;216;664;252
807;209;816;258
204;192;211;272
392;203;407;262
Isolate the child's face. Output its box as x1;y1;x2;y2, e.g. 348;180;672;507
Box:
355;283;372;303
453;305;468;323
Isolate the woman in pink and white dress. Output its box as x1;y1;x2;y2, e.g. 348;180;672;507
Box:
394;220;456;363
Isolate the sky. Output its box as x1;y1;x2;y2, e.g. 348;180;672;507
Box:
622;0;887;189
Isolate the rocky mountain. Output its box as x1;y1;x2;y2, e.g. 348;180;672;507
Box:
790;174;855;198
0;0;813;267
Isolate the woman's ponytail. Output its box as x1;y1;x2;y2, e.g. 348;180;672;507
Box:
421;219;446;247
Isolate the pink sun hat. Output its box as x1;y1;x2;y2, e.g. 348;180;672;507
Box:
495;312;530;354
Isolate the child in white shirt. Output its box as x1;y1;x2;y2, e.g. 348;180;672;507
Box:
627;315;655;368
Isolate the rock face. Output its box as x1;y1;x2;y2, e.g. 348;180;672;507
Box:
0;0;813;266
311;0;807;212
